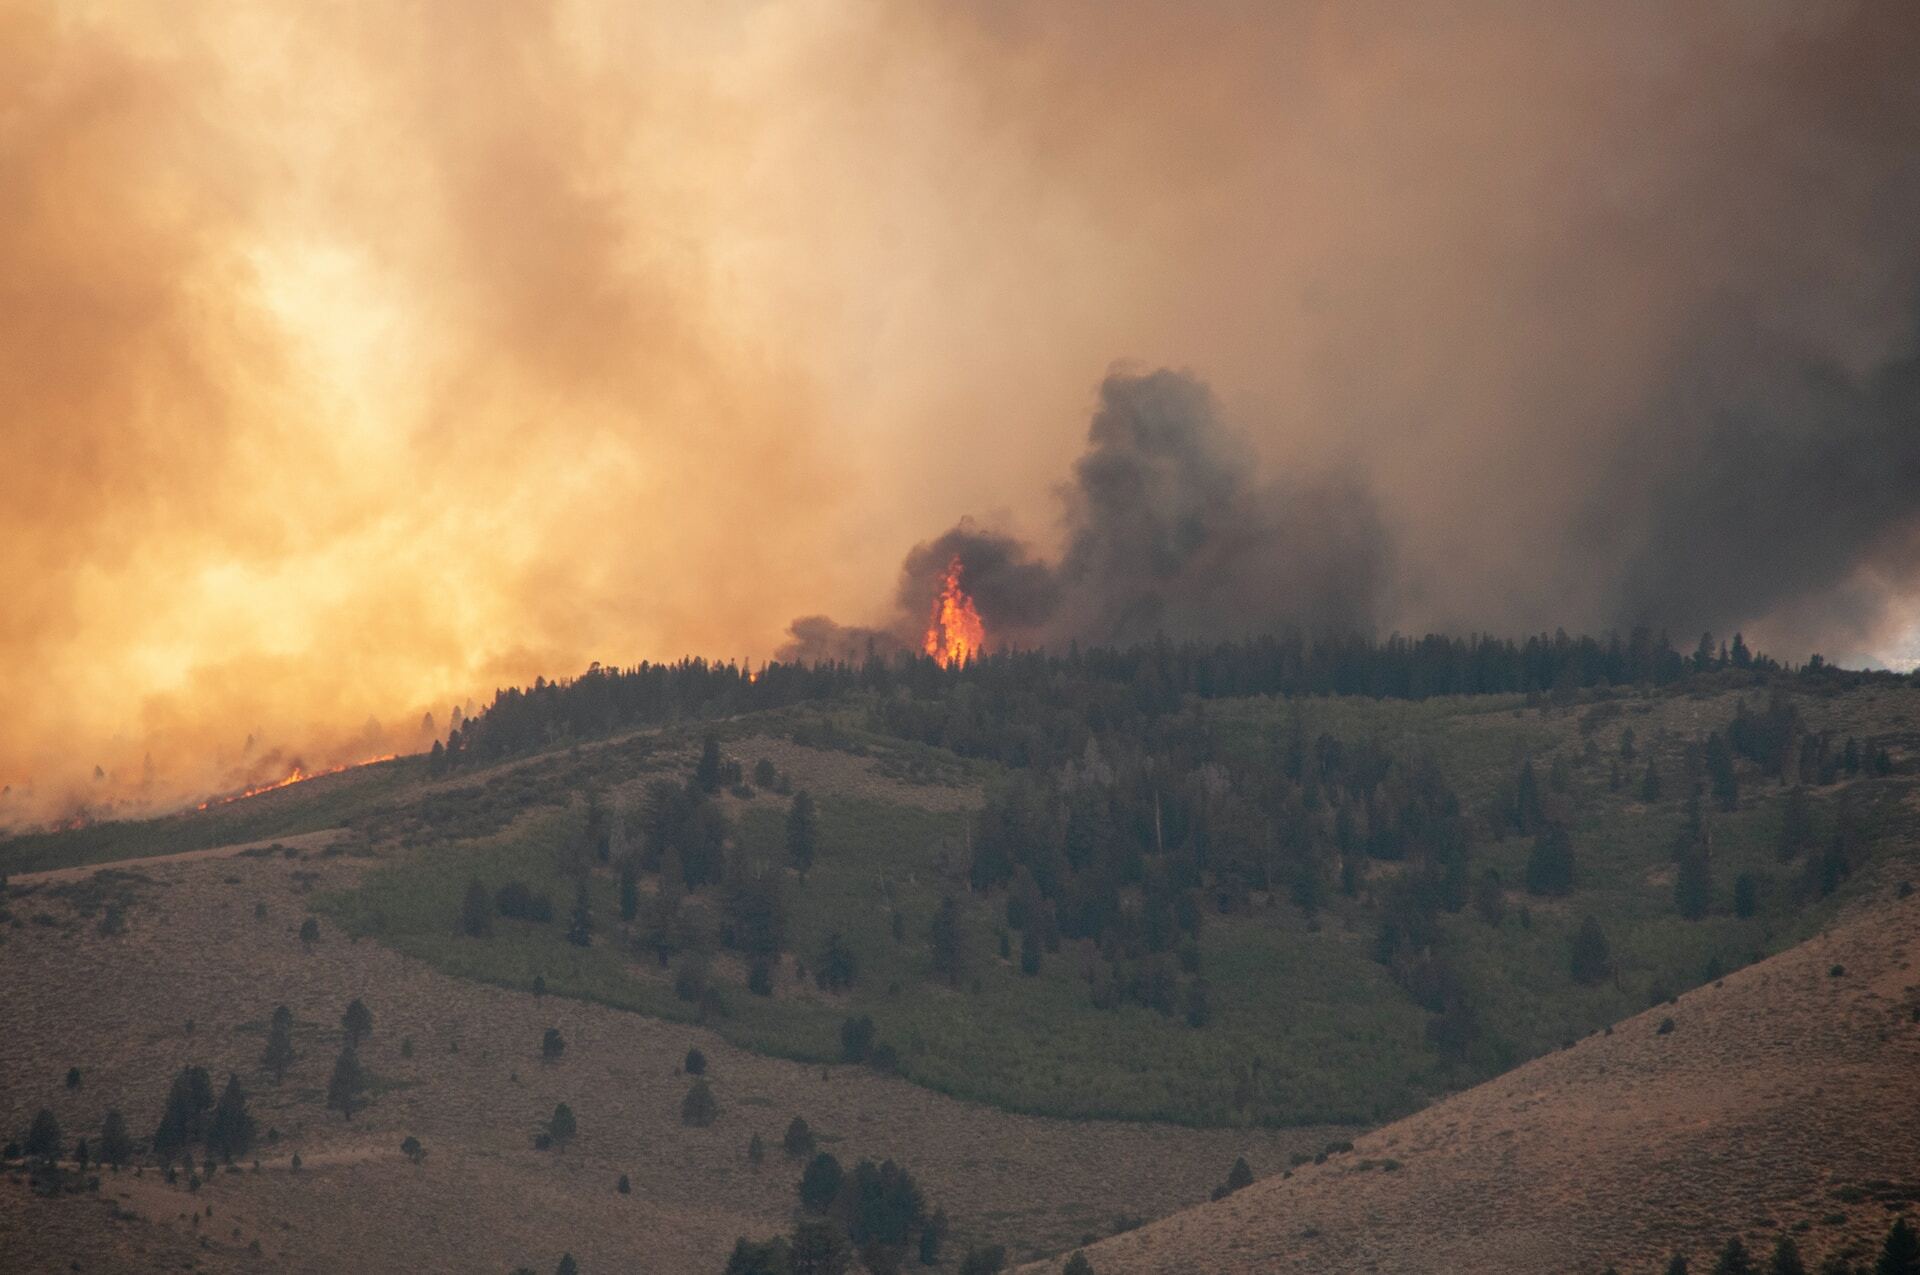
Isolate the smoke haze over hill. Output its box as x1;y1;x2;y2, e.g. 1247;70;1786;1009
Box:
4;1;1919;822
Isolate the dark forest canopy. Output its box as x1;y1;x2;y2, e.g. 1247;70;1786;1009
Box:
442;626;1891;768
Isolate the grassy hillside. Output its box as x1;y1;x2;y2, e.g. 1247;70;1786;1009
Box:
8;675;1917;1135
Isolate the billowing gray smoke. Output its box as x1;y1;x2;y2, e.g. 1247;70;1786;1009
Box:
779;368;1390;659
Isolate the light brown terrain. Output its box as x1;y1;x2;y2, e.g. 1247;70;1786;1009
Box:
0;836;1335;1274
1023;869;1920;1275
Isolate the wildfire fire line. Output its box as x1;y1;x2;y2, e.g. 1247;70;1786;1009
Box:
194;754;396;811
924;556;985;668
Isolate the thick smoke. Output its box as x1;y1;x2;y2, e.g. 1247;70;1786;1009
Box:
803;368;1390;655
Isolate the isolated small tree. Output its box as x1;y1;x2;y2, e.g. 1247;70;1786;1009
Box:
556;1254;578;1275
682;1079;718;1128
697;735;724;793
930;898;967;986
400;1135;426;1165
840;1015;876;1063
617;1173;631;1194
783;1116;815;1159
787;791;818;873
1881;1218;1920;1275
790;1220;852;1275
1620;727;1637;761
619;858;639;924
542;1028;567;1063
99;1110;131;1170
1715;1237;1756;1275
1767;1236;1807;1275
684;1047;707;1076
341;998;373;1048
565;879;593;948
1667;1256;1690;1275
817;933;857;991
1525;824;1575;896
1570;916;1612;985
207;1073;256;1163
65;1066;81;1090
799;1152;844;1214
1676;849;1713;921
25;1108;61;1164
1225;1155;1254;1193
299;916;320;946
958;1245;1007;1275
547;1103;577;1148
1641;760;1663;803
262;1005;296;1081
460;879;493;938
1064;1254;1095;1275
327;1045;367;1120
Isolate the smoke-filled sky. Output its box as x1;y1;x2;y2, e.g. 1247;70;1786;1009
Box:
5;0;1919;822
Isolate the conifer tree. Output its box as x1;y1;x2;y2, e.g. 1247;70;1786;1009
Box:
566;878;593;948
461;879;493;938
547;1103;577;1148
930;898;967;986
1880;1218;1920;1275
1714;1236;1755;1275
262;1005;296;1081
99;1110;131;1170
1642;760;1663;803
1767;1237;1808;1275
1676;849;1713;920
618;858;639;924
1570;916;1612;985
342;998;373;1048
25;1108;61;1164
1525;824;1575;896
787;791;818;874
207;1073;256;1163
327;1044;367;1120
681;1079;719;1128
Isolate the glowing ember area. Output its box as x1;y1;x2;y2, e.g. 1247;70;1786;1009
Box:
924;555;986;667
195;754;396;810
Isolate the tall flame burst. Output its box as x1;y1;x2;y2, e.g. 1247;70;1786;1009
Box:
924;556;986;667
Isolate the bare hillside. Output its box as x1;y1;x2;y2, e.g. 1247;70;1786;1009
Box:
1025;871;1920;1275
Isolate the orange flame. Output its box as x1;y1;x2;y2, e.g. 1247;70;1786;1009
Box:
923;555;985;668
195;753;396;811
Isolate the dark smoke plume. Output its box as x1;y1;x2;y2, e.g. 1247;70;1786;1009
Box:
792;368;1391;656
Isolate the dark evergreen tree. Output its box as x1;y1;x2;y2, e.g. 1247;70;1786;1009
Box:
1734;872;1759;919
697;734;724;794
958;1246;1007;1275
685;1047;707;1076
1767;1237;1807;1275
1642;760;1663;803
1514;760;1544;835
542;1028;566;1062
1707;733;1739;812
1569;916;1612;985
207;1073;256;1163
618;858;639;924
787;791;818;874
682;1079;718;1127
262;1005;296;1081
25;1108;61;1163
1064;1254;1095;1275
566;878;593;948
799;1152;844;1214
1669;1256;1691;1275
1715;1236;1756;1275
300;915;320;945
556;1253;578;1275
725;1237;793;1275
1019;925;1042;976
547;1103;577;1147
460;878;493;937
783;1116;815;1159
816;933;856;991
1676;849;1713;920
930;898;967;986
789;1220;852;1275
1779;785;1813;859
1525;824;1575;896
98;1110;131;1170
840;1015;875;1063
153;1065;214;1165
327;1044;367;1120
1880;1218;1920;1275
342;998;373;1047
1225;1156;1254;1192
1620;727;1637;761
919;1211;949;1266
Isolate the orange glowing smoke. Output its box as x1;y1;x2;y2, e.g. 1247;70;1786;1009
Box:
195;754;396;810
923;556;986;668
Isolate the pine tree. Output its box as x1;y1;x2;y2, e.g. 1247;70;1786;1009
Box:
555;1254;578;1275
1019;925;1042;976
1569;916;1611;985
327;1044;367;1120
788;1220;851;1275
262;1005;296;1082
460;879;493;938
99;1110;131;1170
1768;1237;1808;1275
25;1108;61;1163
342;998;373;1047
1669;1256;1691;1275
542;1028;566;1062
207;1073;256;1163
1707;733;1739;812
696;735;724;793
681;1080;718;1128
1880;1218;1920;1275
299;915;320;946
1642;759;1663;803
930;898;967;986
783;1116;815;1159
786;791;818;874
1714;1236;1756;1275
1620;727;1637;761
1225;1155;1254;1192
799;1152;844;1214
153;1065;214;1166
565;878;593;948
618;859;639;924
547;1103;577;1148
1525;824;1575;896
1676;849;1713;920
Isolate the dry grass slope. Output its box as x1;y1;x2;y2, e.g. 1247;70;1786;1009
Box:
1024;869;1920;1275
